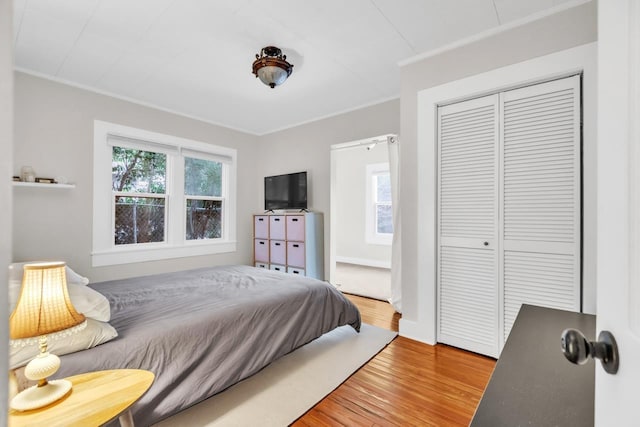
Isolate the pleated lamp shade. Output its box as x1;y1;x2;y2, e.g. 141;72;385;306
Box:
9;261;88;411
10;262;86;340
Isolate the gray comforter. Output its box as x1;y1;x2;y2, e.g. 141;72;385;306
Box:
53;265;361;425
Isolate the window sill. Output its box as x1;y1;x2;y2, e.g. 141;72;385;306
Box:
91;241;237;267
365;235;393;246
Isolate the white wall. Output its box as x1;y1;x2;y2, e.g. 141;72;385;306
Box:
1;0;12;420
13;73;260;282
12;76;399;285
256;99;400;277
398;1;597;342
335;143;391;266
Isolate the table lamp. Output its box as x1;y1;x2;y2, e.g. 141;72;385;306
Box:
9;261;87;411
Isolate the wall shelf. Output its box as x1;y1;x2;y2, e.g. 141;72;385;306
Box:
12;181;75;189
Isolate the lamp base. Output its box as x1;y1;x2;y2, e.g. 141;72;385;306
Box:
10;379;72;411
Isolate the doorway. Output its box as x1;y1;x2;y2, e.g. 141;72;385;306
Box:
329;135;396;301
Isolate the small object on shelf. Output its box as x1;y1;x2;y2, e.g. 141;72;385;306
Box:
35;177;56;184
21;166;36;183
12;176;20;182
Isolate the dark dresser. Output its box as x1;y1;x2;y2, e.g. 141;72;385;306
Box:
471;304;596;426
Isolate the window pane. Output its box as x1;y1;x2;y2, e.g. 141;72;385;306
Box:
376;173;391;202
376;204;393;234
112;147;166;193
186;199;222;240
185;157;222;197
114;196;165;245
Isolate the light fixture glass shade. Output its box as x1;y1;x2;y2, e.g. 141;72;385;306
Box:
257;66;289;88
9;261;87;411
252;46;294;88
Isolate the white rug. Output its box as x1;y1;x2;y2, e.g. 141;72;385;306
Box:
154;324;397;427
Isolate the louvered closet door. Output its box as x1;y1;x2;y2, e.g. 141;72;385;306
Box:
438;95;500;357
500;76;581;345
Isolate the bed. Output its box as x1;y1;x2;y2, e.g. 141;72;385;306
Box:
44;265;361;425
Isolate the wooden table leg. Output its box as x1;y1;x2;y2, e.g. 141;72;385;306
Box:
119;409;135;427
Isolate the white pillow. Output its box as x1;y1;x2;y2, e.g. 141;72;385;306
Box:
66;283;111;322
8;262;111;322
9;318;118;369
9;262;89;286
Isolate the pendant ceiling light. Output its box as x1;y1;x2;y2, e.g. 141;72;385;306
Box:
252;46;294;88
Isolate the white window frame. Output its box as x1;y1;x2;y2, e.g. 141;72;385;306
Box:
365;162;393;245
92;120;237;266
183;153;227;242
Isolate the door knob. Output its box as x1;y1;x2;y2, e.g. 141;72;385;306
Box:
561;329;619;374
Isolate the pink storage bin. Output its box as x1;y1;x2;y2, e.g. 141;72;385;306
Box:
287;242;305;268
254;239;269;263
270;240;286;265
270;216;286;240
254;216;269;239
286;215;305;241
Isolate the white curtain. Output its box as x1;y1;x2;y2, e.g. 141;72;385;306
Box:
387;136;402;313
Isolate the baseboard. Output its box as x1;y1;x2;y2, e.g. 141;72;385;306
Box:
335;256;391;269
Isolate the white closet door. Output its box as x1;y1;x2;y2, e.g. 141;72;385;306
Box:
438;95;500;357
500;75;581;344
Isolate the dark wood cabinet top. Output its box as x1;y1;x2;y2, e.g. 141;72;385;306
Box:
471;304;595;427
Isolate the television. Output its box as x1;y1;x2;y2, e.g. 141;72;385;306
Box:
264;171;307;211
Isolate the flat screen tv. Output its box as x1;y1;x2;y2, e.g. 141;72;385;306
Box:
264;171;307;211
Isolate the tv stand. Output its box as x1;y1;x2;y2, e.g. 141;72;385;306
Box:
253;212;324;280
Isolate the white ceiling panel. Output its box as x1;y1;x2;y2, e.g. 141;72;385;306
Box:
82;0;173;42
57;32;131;85
245;0;376;41
372;0;499;54
12;0;580;134
493;0;556;23
14;9;89;75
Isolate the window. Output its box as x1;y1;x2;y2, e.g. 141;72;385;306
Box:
366;163;393;245
112;147;167;245
93;121;237;266
184;156;223;240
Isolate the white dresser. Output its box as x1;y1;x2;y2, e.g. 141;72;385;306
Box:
253;212;324;280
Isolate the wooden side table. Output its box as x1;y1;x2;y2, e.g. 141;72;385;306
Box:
9;369;154;427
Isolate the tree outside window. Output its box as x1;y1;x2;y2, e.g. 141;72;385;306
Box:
184;157;223;240
112;147;166;245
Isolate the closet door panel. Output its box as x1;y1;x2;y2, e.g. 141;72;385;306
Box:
436;76;581;357
440;246;498;356
438;94;499;357
503;251;577;340
501;76;581;342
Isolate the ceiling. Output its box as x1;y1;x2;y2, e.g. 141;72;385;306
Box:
13;0;575;135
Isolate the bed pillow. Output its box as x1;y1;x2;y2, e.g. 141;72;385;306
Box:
9;318;118;370
66;283;111;322
8;263;110;322
9;262;90;286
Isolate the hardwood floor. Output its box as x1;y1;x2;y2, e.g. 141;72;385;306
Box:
293;294;496;426
345;294;401;332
